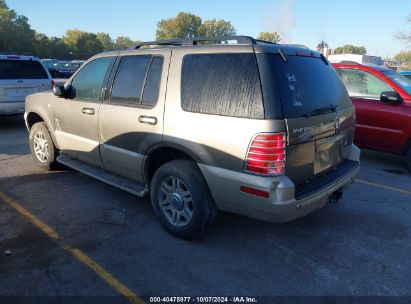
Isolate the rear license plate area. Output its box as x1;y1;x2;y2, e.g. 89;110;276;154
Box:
314;135;344;174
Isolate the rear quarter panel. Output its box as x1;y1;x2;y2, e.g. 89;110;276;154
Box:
164;47;286;172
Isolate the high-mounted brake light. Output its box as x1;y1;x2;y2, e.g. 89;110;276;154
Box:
244;133;286;176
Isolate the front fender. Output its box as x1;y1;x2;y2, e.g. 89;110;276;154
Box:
25;92;60;149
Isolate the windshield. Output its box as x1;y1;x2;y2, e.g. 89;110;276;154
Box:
381;69;411;95
261;54;351;118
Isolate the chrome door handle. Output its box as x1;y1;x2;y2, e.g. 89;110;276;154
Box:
82;108;95;115
138;115;157;125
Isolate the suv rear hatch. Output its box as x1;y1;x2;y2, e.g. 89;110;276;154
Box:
257;49;356;190
0;58;51;104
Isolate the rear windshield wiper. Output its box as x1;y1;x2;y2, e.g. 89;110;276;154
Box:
278;48;287;62
304;104;337;117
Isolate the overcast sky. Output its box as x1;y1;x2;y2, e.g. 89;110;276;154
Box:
6;0;411;58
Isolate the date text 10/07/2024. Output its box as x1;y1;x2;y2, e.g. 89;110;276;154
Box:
149;297;258;303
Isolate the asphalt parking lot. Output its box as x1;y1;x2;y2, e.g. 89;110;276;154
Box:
1;115;411;303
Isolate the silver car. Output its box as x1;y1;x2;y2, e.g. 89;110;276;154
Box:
1;55;52;115
24;36;360;239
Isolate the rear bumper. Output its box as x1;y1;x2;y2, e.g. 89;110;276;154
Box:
0;101;25;116
199;144;360;223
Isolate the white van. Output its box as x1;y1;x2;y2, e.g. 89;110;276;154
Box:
0;55;52;115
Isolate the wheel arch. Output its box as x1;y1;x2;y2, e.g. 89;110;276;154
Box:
26;112;44;130
26;111;59;149
143;143;202;184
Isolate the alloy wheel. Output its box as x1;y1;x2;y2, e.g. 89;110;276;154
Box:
158;176;193;227
33;131;49;163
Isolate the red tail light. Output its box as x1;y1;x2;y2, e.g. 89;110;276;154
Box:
244;133;286;176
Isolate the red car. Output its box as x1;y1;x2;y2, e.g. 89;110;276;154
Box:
333;62;411;171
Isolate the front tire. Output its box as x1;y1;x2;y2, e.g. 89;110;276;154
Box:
150;160;217;240
29;122;58;170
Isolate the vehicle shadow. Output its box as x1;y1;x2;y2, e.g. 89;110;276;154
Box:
0;115;29;158
0;114;26;129
360;148;409;175
1;169;410;296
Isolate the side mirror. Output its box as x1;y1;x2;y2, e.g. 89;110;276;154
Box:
53;84;66;97
53;84;72;99
380;91;402;105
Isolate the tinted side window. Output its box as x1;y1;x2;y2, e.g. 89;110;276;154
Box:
71;57;114;100
340;69;394;99
181;54;264;119
0;60;48;79
142;57;163;106
111;55;151;104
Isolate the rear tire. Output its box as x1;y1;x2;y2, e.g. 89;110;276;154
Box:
150;160;217;240
29;122;58;170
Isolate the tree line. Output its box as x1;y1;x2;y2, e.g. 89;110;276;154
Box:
316;40;367;55
0;0;140;59
0;1;281;60
394;13;411;69
1;0;410;67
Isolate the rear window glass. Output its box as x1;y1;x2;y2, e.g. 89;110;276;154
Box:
110;55;163;106
181;53;264;119
263;54;351;118
0;60;49;79
142;56;163;106
111;55;151;104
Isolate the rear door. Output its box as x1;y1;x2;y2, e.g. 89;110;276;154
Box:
261;52;355;187
0;59;50;107
338;68;404;152
98;50;170;183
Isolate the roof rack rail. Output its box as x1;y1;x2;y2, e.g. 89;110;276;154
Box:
128;36;277;50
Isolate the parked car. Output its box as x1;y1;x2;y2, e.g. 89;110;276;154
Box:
1;54;52;116
400;71;411;80
55;61;82;78
333;62;411;171
41;59;60;78
25;36;360;239
71;60;84;66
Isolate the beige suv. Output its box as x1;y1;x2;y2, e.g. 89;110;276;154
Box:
25;36;360;239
